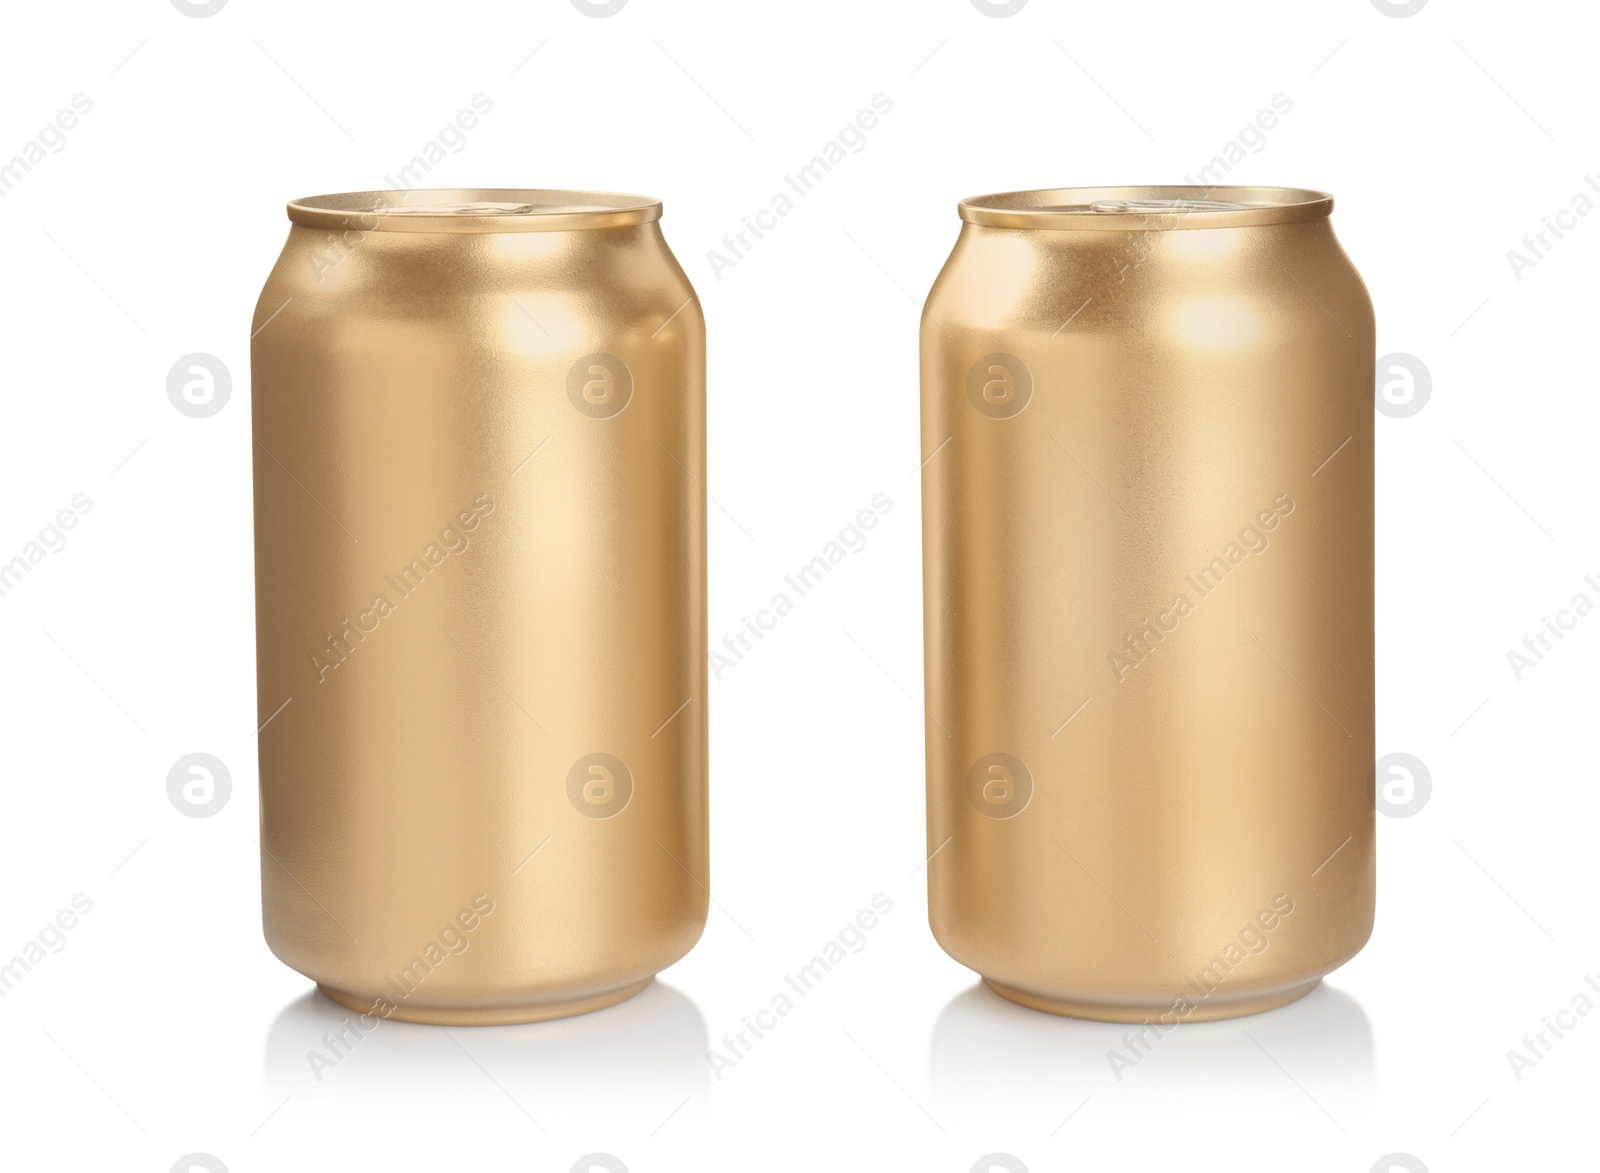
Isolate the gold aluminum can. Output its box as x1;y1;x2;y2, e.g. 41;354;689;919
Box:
252;189;707;1025
920;186;1374;1022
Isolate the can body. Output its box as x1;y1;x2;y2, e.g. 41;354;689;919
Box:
920;187;1374;1022
252;190;707;1025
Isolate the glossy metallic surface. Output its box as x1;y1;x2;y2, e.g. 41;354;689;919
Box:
253;189;707;1024
920;186;1374;1022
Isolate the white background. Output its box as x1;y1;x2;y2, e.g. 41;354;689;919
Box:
0;0;1594;1169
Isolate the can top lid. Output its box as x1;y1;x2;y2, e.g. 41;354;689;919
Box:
958;186;1334;230
287;189;663;233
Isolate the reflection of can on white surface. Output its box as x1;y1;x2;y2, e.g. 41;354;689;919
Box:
252;189;708;1024
921;186;1375;1022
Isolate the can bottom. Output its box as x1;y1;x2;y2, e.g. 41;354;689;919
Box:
316;976;655;1026
982;975;1322;1023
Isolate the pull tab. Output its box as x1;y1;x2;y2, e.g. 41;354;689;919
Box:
385;201;542;216
1087;198;1255;214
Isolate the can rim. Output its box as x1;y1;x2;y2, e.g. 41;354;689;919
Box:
958;186;1334;230
286;189;664;233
